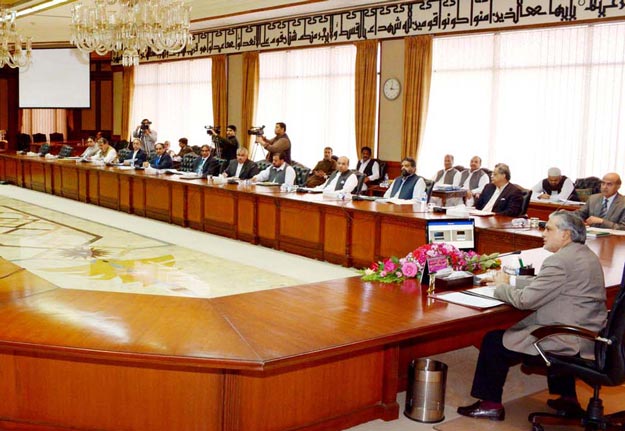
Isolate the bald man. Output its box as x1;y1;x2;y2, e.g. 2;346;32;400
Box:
574;172;625;230
317;156;358;193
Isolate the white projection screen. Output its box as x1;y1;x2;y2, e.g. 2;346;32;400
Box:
19;48;90;108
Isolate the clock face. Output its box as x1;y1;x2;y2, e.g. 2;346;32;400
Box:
383;78;401;100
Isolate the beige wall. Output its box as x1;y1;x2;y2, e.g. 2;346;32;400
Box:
378;39;404;162
227;54;243;132
113;71;123;137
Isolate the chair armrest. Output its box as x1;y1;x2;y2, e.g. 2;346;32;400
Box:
531;325;598;342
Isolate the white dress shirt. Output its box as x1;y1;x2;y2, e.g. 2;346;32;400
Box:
531;177;575;201
482;183;509;213
319;171;358;193
383;176;426;200
255;163;296;186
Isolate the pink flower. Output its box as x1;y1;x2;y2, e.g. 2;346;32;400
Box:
380;270;387;277
383;259;396;272
401;261;419;277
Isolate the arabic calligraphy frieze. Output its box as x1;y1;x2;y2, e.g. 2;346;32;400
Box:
113;0;625;64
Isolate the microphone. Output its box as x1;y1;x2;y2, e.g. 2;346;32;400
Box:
497;250;522;257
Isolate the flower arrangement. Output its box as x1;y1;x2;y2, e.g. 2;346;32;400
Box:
360;243;500;283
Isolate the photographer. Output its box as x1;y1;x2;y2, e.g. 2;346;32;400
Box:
133;118;158;154
256;122;291;164
207;125;239;161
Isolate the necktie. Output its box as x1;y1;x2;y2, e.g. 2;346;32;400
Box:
156;156;161;166
198;159;205;174
599;198;608;218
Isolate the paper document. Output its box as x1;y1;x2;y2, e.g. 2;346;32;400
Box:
429;289;505;309
587;228;611;238
376;198;414;205
469;209;495;216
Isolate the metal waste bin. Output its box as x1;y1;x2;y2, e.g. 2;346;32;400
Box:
404;358;447;423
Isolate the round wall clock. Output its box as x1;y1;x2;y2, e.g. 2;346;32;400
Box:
383;78;401;100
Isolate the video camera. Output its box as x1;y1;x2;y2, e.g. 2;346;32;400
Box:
140;123;151;131
205;125;221;135
247;125;265;136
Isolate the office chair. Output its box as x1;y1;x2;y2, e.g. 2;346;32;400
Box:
353;171;366;194
117;148;131;163
527;263;625;431
58;145;73;158
424;179;434;203
292;164;311;187
38;143;51;156
32;133;47;143
49;132;64;142
180;153;198;172
256;160;271;172
518;186;532;216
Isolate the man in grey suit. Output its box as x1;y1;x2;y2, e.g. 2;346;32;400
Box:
222;147;259;180
457;211;606;421
574;172;625;230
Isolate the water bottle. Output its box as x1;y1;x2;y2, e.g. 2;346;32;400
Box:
382;173;390;188
420;192;427;212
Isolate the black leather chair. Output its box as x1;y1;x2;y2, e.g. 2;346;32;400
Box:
32;133;47;143
214;157;229;175
58;145;73;158
117;148;131;163
517;185;532;216
293;164;311;187
256;160;271;172
180;153;198;172
481;168;493;182
38;143;51;156
528;263;625;431
574;176;602;195
353;171;366;194
16;133;32;152
49;132;64;142
424;179;434;203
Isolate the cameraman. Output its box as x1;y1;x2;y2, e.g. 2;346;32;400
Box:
256;122;291;164
208;125;239;161
133;118;158;154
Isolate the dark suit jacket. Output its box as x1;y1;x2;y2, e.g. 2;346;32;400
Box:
575;193;625;230
224;159;259;180
129;149;147;167
150;153;173;169
475;182;524;216
192;156;221;177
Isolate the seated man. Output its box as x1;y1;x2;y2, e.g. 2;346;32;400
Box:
253;152;295;186
92;138;117;164
531;167;578;201
460;156;489;202
306;146;337;188
457;211;606;421
79;137;99;159
475;163;524;216
223;147;259;180
127;138;147;167
316;156;358;193
144;142;173;169
574;172;625;230
383;157;426;200
191;144;220;177
433;154;461;187
175;137;194;159
356;146;380;192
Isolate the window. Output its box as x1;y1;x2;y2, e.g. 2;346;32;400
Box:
131;58;213;151
257;45;357;168
420;23;625;187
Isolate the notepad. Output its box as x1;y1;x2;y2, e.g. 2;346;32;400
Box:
587;228;611;238
428;288;505;309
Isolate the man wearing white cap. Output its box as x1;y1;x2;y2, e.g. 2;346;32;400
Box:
531;167;578;201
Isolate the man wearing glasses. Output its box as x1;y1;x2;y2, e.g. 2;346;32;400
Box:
574;172;625;230
475;163;524;217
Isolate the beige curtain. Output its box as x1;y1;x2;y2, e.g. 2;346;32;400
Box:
211;55;228;131
21;109;67;137
241;51;259;150
402;35;433;159
354;40;378;156
122;66;135;141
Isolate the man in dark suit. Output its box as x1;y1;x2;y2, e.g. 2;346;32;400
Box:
128;138;147;167
574;172;625;230
191;144;220;177
356;146;380;192
223;147;259;180
457;211;606;421
145;142;173;169
475;163;524;216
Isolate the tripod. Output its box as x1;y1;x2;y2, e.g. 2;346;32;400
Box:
251;140;267;161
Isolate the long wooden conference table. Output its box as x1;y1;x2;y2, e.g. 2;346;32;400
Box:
0;154;622;431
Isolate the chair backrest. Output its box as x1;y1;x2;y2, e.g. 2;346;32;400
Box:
574;176;602;202
17;133;32;151
378;160;387;181
117;148;131;162
33;133;47;143
596;263;625;386
148;150;157;163
517;185;532;216
180;153;198;172
453;165;465;172
353;171;366;194
58;145;73;158
293;165;311;186
49;132;64;142
214;157;229;174
424;179;434;203
481;168;493;183
38;143;51;156
256;160;271;172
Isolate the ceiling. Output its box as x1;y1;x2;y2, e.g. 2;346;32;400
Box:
11;0;396;45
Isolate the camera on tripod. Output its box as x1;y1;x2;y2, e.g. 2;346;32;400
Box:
247;125;265;136
205;125;221;135
140;123;150;131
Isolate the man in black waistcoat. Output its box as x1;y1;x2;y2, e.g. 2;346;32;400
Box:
383;157;426;200
531;167;578;201
318;156;358;193
356;146;380;192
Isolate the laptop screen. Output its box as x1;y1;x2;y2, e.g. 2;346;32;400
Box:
425;218;476;251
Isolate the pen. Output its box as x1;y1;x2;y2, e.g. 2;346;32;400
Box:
519;258;525;268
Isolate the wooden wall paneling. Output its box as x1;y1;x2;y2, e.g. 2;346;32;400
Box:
97;170;121;210
144;177;171;222
77;167;89;203
119;174;132;213
257;195;277;248
0;352;224;431
0;157;5;182
350;211;378;268
236;192;258;243
60;165;80;201
52;164;63;196
28;160;45;192
278;200;323;260
227;350;387;431
378;216;426;260
186;183;203;230
203;187;236;238
44;163;54;194
323;205;351;266
170;181;187;226
87;169;100;205
131;175;146;216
